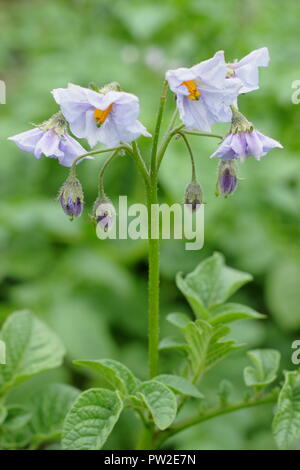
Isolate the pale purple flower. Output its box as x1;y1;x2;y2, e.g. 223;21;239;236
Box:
60;194;83;218
52;83;151;148
217;160;238;196
8;113;87;167
210;129;283;162
94;197;116;234
59;174;84;219
166;51;241;132
226;47;270;94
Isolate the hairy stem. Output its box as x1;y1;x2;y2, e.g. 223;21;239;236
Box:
178;132;197;181
98;149;120;198
129;141;150;189
147;80;168;378
71;145;125;172
153;393;277;448
183;130;223;139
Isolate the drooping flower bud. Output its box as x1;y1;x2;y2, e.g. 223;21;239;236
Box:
217;160;238;197
184;181;203;212
93;196;116;233
58;174;84;220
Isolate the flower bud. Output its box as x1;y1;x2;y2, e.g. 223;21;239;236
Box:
58;175;84;219
184;181;203;212
217;160;238;197
93;196;115;233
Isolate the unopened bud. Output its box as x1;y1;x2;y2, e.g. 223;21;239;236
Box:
184;181;203;212
58;174;84;219
93;196;116;234
217;160;238;197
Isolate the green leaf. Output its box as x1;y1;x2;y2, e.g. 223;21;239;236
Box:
167;312;191;329
159;337;189;353
155;374;203;398
244;349;281;387
0;405;7;425
62;388;123;450
183;320;212;375
74;359;137;395
204;325;242;371
176;253;252;318
138;380;177;430
3;405;32;431
183;320;241;376
210;303;265;325
28;384;79;446
273;371;300;449
0;311;65;394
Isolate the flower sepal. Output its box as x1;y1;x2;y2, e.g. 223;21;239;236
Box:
230;106;253;134
184;181;204;212
38;111;67;136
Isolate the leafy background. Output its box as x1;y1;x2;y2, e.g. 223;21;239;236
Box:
0;0;299;449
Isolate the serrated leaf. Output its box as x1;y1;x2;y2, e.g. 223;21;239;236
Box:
0;311;65;394
183;320;241;377
28;384;79;446
205;325;243;371
139;380;177;430
155;374;203;398
62;388;123;450
167;312;191;329
159;337;189;353
210;303;265;325
74;359;137;395
176;253;252;318
244;349;281;387
273;371;300;449
183;320;212;375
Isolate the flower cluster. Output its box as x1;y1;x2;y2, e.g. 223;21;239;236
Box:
8;46;283;223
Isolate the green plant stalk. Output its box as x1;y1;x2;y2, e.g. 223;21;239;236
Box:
98;149;120;198
147;80;168;379
153;392;277;449
179;132;197;181
71;145;125;171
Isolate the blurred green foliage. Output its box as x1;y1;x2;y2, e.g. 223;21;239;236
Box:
0;0;300;449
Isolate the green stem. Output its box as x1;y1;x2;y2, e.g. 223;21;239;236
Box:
150;80;168;174
71;145;124;172
147;80;169;379
183;130;223;139
179;132;197;181
156;124;184;170
130;141;150;190
153;393;277;449
98;149;120;198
